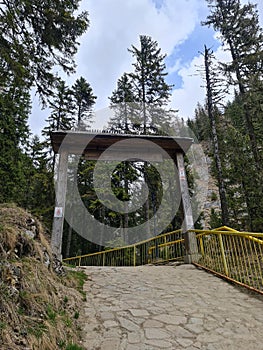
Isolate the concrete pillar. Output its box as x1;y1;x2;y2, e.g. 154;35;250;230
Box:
176;152;198;263
51;150;68;259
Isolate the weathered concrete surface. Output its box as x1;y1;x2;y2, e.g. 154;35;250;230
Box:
81;265;263;349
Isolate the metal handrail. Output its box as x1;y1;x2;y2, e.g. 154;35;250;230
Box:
63;225;263;294
63;229;184;267
191;226;263;294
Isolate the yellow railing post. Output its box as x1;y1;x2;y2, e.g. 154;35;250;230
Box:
164;236;168;260
200;236;205;257
147;246;152;264
218;234;229;276
102;251;105;267
133;245;136;267
78;257;81;267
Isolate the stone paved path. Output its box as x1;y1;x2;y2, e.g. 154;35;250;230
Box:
81;265;263;350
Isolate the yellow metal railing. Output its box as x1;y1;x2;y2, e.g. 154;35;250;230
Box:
63;226;263;294
148;238;184;263
191;226;263;294
63;229;184;267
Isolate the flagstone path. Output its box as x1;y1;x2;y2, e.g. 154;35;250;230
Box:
81;264;263;350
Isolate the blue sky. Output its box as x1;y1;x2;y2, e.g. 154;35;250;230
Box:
152;0;164;10
29;0;262;136
165;24;220;89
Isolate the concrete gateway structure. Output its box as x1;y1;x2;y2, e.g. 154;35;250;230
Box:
50;131;198;261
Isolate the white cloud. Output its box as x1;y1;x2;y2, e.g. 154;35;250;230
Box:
77;0;209;128
170;46;234;119
29;0;262;134
76;0;207;123
170;0;263;120
170;55;205;119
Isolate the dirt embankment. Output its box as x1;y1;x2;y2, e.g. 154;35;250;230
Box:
0;204;86;350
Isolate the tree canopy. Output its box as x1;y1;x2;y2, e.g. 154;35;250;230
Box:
0;0;89;98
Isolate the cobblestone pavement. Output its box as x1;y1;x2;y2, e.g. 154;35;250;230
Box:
81;264;263;350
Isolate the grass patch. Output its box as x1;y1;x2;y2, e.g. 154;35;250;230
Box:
46;304;57;324
63;316;72;327
65;344;85;350
66;270;87;300
70;271;87;289
0;322;6;330
58;339;66;348
27;322;47;339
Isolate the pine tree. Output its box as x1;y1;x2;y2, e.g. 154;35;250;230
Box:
128;35;173;134
108;73;136;133
0;85;31;204
203;46;229;225
128;35;174;236
0;0;89;213
44;79;74;132
24;135;55;228
187;103;210;142
222;97;263;231
203;0;263;168
202;0;263;230
42;79;74;171
0;0;89;99
71;77;97;130
64;77;96;256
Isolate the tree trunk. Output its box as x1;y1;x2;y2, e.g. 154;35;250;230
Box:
204;46;229;226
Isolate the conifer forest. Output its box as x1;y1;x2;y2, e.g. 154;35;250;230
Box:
0;0;262;257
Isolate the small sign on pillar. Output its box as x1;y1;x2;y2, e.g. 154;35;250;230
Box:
179;167;186;180
54;207;63;218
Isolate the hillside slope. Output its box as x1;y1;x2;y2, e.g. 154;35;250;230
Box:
0;204;86;350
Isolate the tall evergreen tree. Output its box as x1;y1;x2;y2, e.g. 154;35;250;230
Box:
0;0;89;99
203;46;229;225
64;77;96;256
128;35;173;134
106;36;178;240
42;79;74;170
108;73;136;133
187;103;210;142
0;0;90;214
128;35;174;236
108;74;142;241
43;79;74;132
201;0;263;230
203;0;263;168
72;77;97;130
222;96;263;231
0;85;31;204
